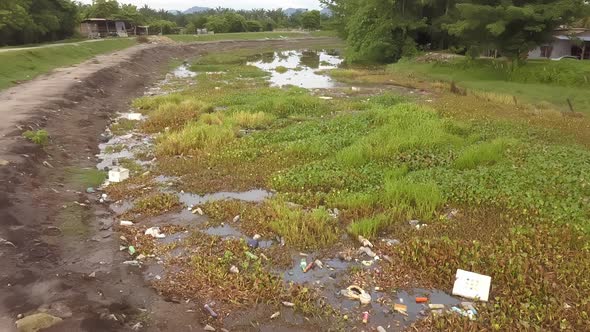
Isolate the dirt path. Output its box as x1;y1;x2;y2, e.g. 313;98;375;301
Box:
0;38;129;54
0;37;339;332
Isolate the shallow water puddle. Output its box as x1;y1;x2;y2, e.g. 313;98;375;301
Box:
172;64;197;78
178;189;272;206
282;255;350;284
204;223;273;248
247;50;343;89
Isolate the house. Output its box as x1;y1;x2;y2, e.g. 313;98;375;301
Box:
528;28;590;60
79;18;148;39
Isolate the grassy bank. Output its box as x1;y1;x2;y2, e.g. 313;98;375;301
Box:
0;38;137;90
107;46;590;330
167;31;309;43
389;57;590;113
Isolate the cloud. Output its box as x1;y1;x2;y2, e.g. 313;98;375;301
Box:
77;0;322;11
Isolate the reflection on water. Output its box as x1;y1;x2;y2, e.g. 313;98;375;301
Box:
247;50;343;89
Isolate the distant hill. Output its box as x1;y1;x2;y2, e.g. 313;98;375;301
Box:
284;8;308;16
168;10;182;15
184;6;211;14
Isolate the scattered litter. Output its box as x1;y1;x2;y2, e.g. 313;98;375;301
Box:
563;303;572;309
232;215;240;222
451;306;477;320
300;258;307;271
119;220;133;226
314;259;324;269
452;269;491;302
358;246;376;258
361;260;373;267
341;285;371;305
247;238;259;249
204;324;216;331
128;246;136;255
303;261;314;273
446;208;459;219
229;265;239;274
319;96;333;100
359;311;368;324
126;113;143;121
393;303;408;315
192;207;204;215
0;159;9;166
131;322;143;331
204;304;218;318
43;161;54;168
382;239;400;246
299;252;308;257
282;301;295;307
88;271;96;278
415;297;428;303
252;234;261;240
358;235;373;248
270;311;280;319
86;187;95;193
123;260;140;266
351;86;361;92
108;167;129;183
260;253;269;261
136;254;145;260
145;227;165;239
377;326;386;332
245;251;258;260
429;304;445;310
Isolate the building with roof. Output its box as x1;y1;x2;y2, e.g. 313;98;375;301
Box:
528;28;590;60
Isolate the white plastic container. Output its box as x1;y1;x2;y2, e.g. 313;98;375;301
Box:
108;167;129;183
452;269;491;302
126;113;143;121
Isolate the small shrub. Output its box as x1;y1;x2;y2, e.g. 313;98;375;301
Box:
22;129;49;146
382;178;445;219
136;35;149;43
275;66;289;73
141;99;212;133
133;193;181;216
454;138;514;170
230;111;275;129
156;121;235;156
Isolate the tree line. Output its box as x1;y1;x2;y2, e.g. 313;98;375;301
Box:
0;0;330;46
322;0;590;63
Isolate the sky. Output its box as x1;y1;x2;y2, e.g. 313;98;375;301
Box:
78;0;323;11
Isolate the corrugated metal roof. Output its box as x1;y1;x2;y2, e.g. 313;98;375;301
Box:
555;35;590;41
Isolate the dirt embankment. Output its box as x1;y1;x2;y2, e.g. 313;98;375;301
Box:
0;37;339;332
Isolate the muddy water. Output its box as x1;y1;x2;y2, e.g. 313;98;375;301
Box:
248;50;343;88
178;189;272;206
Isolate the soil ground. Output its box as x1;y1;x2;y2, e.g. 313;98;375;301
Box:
0;37;339;332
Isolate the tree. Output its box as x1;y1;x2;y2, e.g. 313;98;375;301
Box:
301;10;321;30
149;20;177;34
224;12;247;32
444;0;588;62
246;20;263;32
205;15;229;33
87;0;119;19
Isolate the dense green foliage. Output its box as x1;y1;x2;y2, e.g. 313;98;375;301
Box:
324;0;589;62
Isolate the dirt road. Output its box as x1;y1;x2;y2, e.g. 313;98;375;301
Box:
0;37;338;331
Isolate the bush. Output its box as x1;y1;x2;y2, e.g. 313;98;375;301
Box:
22;129;49;146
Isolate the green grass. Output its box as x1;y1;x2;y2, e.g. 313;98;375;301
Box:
141;99;213;133
454;138;513;170
65;167;107;188
347;213;391;238
0;38;137;90
156;120;235;156
166;32;307;43
389;57;590;112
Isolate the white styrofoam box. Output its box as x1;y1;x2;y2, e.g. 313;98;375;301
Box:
452;269;491;302
108;167;130;183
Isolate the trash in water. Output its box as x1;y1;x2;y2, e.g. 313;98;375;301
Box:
429;304;445;310
252;234;261;240
86;187;95;193
126;113;143;121
361;260;373;267
229;265;239;274
361;311;369;324
232;215;240;222
303;261;314;273
128;246;136;255
0;237;16;248
247;238;259;249
451;306;477;320
120;220;133;226
282;301;295;307
358;246;376;258
145;227;165;239
341;285;371;305
415;297;428;303
377;326;386;332
108;167;129;183
192;207;204;215
270;311;280;319
300;258;307;271
314;259;324;269
358;235;373;248
204;304;218;318
204;324;215;331
452;269;491;302
393;303;408;315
